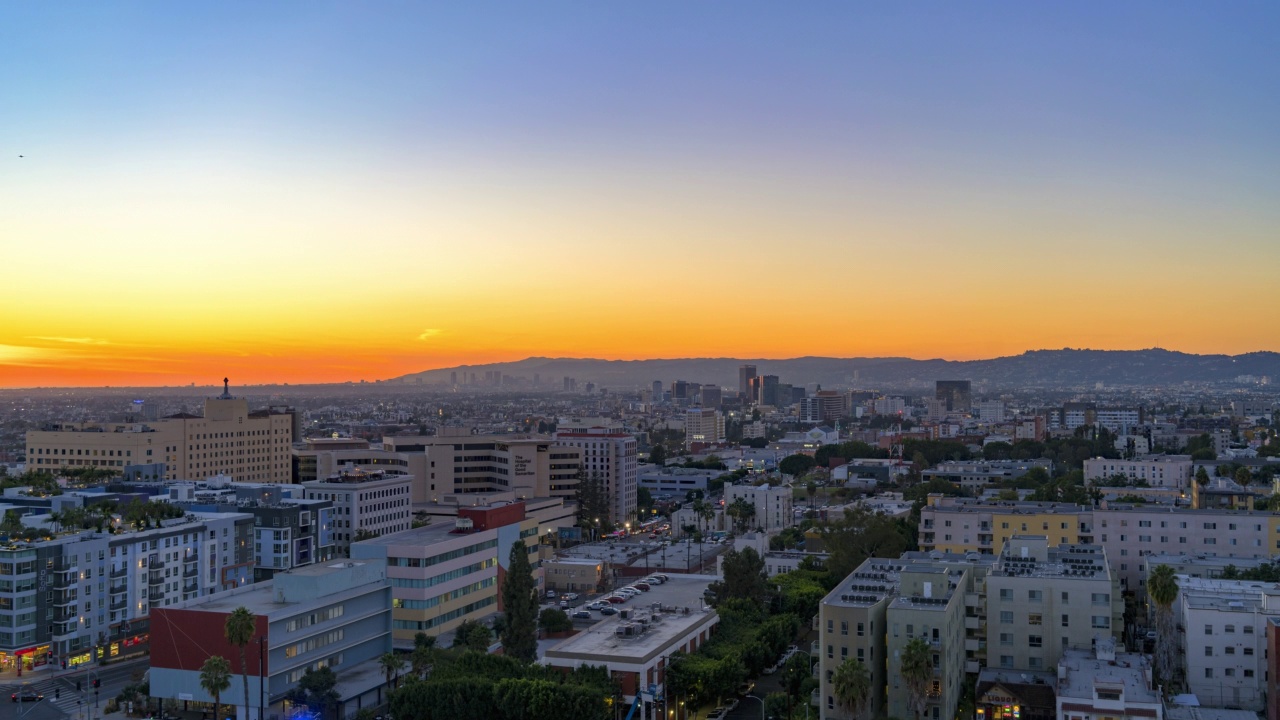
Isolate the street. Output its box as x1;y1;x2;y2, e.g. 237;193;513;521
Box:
1;657;150;720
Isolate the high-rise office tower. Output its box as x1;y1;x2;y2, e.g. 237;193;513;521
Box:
739;364;757;398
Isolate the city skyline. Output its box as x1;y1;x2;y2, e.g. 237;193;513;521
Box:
2;3;1277;388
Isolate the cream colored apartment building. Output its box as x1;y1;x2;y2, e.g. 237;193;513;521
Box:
26;385;295;483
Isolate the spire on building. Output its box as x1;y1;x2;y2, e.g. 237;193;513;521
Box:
220;377;232;399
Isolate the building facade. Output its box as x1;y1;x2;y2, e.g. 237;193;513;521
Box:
302;468;412;555
556;419;638;523
26;385;296;483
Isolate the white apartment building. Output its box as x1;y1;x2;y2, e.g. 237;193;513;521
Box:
723;482;793;531
1056;640;1161;720
302;468;412;555
1083;455;1193;487
556;418;637;523
873;397;906;416
1177;575;1277;710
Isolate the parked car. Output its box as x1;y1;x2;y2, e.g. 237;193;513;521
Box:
644;576;664;585
605;595;627;603
563;592;579;601
546;590;558;599
11;690;43;703
633;583;651;591
599;606;619;616
763;663;778;675
706;707;729;720
654;573;670;581
737;681;755;696
586;601;606;611
572;610;592;619
725;698;741;712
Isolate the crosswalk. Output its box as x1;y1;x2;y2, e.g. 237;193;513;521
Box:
2;676;90;717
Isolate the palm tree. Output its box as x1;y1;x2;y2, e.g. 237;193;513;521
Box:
833;658;872;720
806;481;818;512
47;510;63;534
200;656;232;720
1148;564;1180;686
379;652;405;689
224;606;256;720
898;637;933;720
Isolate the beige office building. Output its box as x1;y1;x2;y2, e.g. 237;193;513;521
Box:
26;383;295;483
382;431;582;504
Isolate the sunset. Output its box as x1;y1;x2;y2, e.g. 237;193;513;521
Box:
2;3;1277;387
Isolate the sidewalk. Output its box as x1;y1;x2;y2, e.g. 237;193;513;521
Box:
0;654;150;685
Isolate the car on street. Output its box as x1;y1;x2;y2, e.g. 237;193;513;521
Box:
599;606;619;615
737;682;755;696
763;663;778;675
633;582;651;591
573;610;592;619
11;690;43;703
706;707;729;720
605;595;627;603
586;601;607;611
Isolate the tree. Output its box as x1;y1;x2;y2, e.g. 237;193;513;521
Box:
649;444;667;465
781;652;812;719
1148;564;1180;685
199;656;232;720
453;619;493;652
1235;467;1253;487
293;666;340;720
806;481;818;510
501;541;539;662
726;497;756;533
1194;466;1211;486
224;606;256;720
898;638;932;720
707;547;768;606
538;608;573;634
832;658;872;720
379;652;405;689
637;487;654;517
779;454;816;478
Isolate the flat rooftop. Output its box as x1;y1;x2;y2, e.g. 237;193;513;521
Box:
1058;648;1158;705
545;575;717;663
170;561;386;616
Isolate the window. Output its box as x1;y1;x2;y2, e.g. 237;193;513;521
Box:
1204;647;1213;656
827;645;833;659
1205;624;1213;635
1000;612;1013;624
856;622;864;637
1061;591;1069;603
841;621;848;636
1029;635;1042;648
1000;655;1013;669
1092;593;1110;605
1205;668;1213;679
1028;590;1042;603
1244;647;1254;656
1224;668;1235;677
1000;633;1013;646
827;620;833;633
1061;614;1070;627
1245;670;1255;678
1028;614;1042;626
999;589;1013;601
1091;616;1110;629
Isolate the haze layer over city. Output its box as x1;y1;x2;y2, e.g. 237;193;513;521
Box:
2;6;1279;720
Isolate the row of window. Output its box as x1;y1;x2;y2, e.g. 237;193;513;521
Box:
997;589;1109;604
998;612;1110;629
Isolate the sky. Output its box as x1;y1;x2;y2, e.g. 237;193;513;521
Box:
2;2;1278;387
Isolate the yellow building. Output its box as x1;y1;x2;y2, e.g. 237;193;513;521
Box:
25;380;296;483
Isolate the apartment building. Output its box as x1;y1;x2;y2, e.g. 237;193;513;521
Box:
723;482;794;531
350;501;540;645
919;497;1280;597
556;418;637;523
922;459;1054;492
975;401;1007;423
985;536;1123;674
0;511;253;673
1177;575;1277;710
302;468;412;555
381;431;583;505
1083;455;1193;487
151;559;393;720
817;556;978;720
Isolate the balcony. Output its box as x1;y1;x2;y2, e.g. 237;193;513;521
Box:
183;566;198;579
110;567;128;579
148;572;164;586
183;582;198;594
52;610;76;623
110;584;127;596
811;642;820;657
964;616;984;630
110;599;127;611
148;557;165;569
51;592;77;607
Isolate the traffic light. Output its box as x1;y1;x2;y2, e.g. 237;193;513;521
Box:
77;680;82;692
93;678;100;689
62;660;67;669
55;689;60;700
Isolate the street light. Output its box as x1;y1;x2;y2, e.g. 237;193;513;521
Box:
742;694;765;720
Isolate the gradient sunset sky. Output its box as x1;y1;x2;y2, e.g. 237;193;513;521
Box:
2;3;1278;388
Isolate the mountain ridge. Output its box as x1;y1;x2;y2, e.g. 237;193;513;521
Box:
391;349;1280;389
